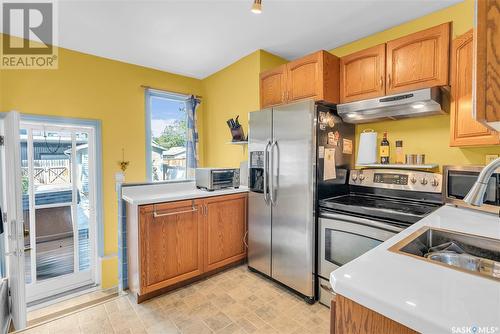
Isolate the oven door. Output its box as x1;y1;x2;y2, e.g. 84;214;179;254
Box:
318;212;402;280
318;212;403;307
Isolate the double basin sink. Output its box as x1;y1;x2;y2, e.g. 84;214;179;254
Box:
389;227;500;281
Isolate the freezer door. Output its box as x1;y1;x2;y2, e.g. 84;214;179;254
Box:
248;109;272;276
271;100;315;298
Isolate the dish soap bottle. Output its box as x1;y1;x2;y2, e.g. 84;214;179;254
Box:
380;132;390;164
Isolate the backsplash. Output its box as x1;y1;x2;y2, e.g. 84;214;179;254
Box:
355;115;500;170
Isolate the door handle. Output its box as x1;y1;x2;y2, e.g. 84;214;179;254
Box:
263;140;271;205
269;140;279;206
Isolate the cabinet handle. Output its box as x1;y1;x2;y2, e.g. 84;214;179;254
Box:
281;92;285;102
380;76;384;88
388;74;392;88
320;283;335;294
243;230;248;249
153;202;197;218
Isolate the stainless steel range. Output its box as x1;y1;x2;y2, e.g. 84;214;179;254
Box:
317;168;443;306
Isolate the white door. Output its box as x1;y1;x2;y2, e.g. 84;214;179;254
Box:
0;111;27;330
21;123;97;303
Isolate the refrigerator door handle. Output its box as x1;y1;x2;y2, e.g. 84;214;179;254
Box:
263;140;271;205
270;140;279;206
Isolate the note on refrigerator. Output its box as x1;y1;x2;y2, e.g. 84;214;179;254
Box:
324;148;336;180
318;146;325;159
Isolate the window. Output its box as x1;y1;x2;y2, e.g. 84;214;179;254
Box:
146;89;190;182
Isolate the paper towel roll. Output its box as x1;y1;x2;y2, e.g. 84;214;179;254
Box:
356;130;378;165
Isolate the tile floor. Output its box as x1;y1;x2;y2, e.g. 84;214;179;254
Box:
20;265;330;334
27;288;118;326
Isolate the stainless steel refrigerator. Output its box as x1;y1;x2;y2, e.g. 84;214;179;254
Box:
247;99;354;302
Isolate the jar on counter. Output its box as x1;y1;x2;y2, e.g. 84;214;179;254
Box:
395;140;404;164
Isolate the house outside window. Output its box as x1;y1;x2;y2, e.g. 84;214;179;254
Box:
146;89;198;182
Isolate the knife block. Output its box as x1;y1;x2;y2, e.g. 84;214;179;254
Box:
230;126;245;142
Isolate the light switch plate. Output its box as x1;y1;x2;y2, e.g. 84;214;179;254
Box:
485;155;499;164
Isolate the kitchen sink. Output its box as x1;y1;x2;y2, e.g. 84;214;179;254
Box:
389;227;500;281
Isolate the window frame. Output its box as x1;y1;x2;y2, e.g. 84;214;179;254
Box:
145;88;190;183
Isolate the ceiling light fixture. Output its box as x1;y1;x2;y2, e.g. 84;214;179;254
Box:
251;0;262;14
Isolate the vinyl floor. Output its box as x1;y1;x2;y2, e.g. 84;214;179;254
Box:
19;265;330;334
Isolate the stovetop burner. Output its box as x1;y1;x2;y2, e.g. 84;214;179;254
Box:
319;193;441;225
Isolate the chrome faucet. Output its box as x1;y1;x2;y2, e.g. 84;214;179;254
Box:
464;157;500;207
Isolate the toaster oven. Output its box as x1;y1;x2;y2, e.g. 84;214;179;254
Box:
195;168;240;191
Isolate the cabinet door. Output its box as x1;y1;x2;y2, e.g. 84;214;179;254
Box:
475;0;500;129
286;51;322;102
139;199;204;294
386;22;450;94
204;193;247;272
340;44;386;103
260;65;286;108
450;30;499;146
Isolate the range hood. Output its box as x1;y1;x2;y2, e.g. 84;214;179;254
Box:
337;87;445;124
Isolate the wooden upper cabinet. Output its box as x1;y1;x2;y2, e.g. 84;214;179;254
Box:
340;44;386;103
450;30;499;146
260;51;340;108
204;193;247;272
260;65;287;108
139;199;204;294
386;22;450;94
475;0;500;129
286;50;339;104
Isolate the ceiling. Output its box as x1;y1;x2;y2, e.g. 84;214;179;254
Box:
7;0;462;79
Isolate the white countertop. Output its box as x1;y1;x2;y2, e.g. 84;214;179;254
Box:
122;181;248;205
330;205;500;333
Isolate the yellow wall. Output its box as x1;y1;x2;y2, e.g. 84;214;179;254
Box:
1;37;203;288
329;0;500;167
201;50;286;168
2;0;498;290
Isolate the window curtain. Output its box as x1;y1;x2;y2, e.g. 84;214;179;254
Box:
186;95;200;178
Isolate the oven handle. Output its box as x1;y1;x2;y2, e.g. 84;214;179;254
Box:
320;282;335;294
320;212;404;233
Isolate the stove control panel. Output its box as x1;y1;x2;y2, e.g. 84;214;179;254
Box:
350;169;442;193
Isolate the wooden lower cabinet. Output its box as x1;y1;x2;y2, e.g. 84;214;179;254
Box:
331;295;418;334
128;193;248;301
205;193;247;272
139;199;205;295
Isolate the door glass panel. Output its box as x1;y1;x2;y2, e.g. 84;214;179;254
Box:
20;128;31;283
32;129;75;281
75;132;90;272
325;228;382;266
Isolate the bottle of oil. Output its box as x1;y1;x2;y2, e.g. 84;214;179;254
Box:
380;132;390;164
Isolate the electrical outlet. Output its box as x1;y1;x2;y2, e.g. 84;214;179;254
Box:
485;155;499;164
